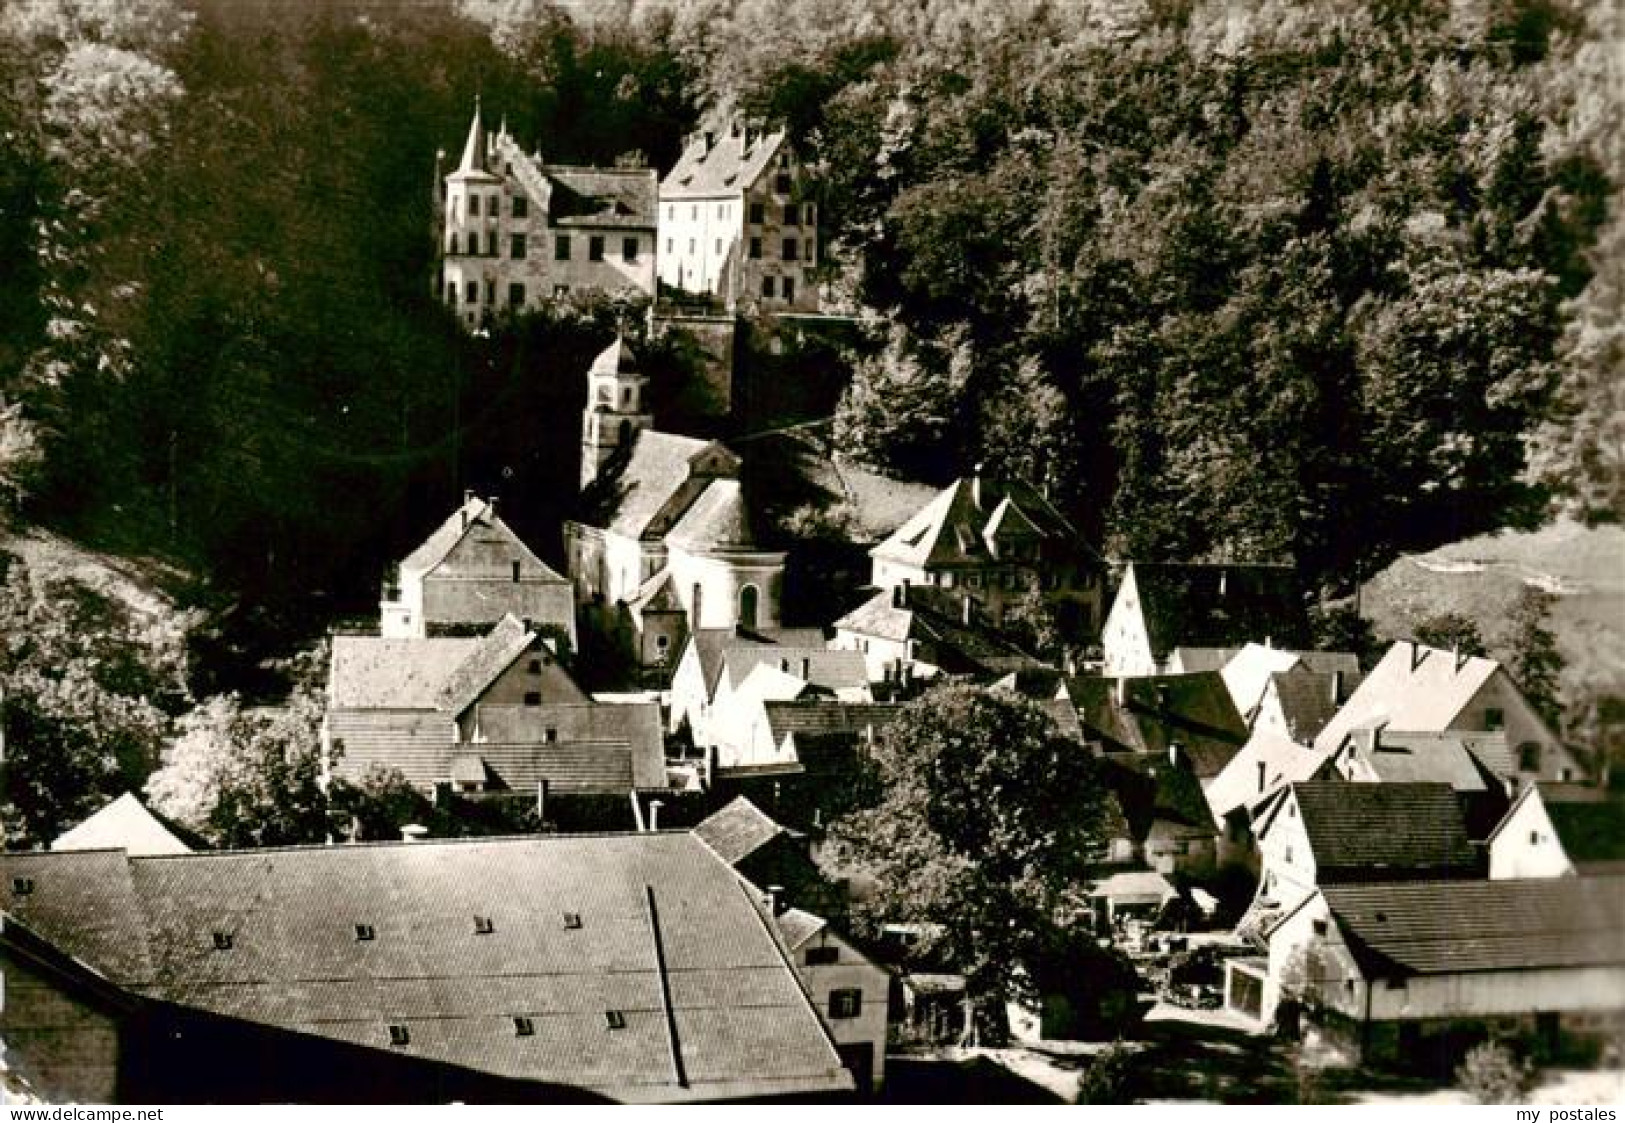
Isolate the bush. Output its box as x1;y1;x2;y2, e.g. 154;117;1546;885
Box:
1456;1040;1533;1104
1075;1042;1134;1105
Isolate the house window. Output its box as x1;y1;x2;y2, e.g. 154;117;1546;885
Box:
829;988;862;1019
355;924;376;941
513;1016;535;1037
512;195;528;218
667;205;674;220
528;658;542;674
782;238;798;261
555;234;571;260
212;931;234;950
784;203;799;225
511;233;527;259
623;237;639;260
690;205;697;220
589;235;605;261
474;916;495;935
509;282;525;307
388;1024;410;1047
446;282;456;303
718;204;726;218
1529;830;1542;845
511;560;522;582
762;276;775;298
554;284;570;296
469;194;480;217
775;172;792;194
806;946;839;966
1485;708;1505;731
1312;920;1327;937
749;202;765;224
783;276;795;302
524;692;542;706
688;238;695;254
666;238;673;254
545;727;558;744
1518;742;1542;771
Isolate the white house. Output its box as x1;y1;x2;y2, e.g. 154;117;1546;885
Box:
1488;783;1625;880
774;907;891;1092
1100;563;1308;678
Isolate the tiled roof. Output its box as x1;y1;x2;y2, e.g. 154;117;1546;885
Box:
399;497;563;585
1058;672;1248;779
1205;731;1329;821
833;587;1048;676
871;475;1084;571
330;636;482;709
1101;754;1217;839
585;430;729;540
1168;647;1240;673
1313;641;1505;754
665;479;759;552
52;794;192;857
1267;670;1357;742
1127;563;1309;661
762;701;903;746
0;835;850;1102
774;907;826;951
476;703;665;791
661;124;786;200
692;797;786;866
434;615;542;714
1540;788;1625;868
685;628;829;695
739;427;940;544
1338;731;1506;792
1321;876;1625;975
546;165;657;229
1285;782;1477;878
724;648;868;696
1220;643;1358;717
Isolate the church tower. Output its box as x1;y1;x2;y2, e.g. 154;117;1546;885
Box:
580;337;653;490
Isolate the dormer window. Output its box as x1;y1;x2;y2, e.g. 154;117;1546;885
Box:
388;1024;410;1047
563;912;582;930
604;1010;626;1030
11;876;34;896
213;931;234;950
513;1016;535;1037
355;923;376;941
473;916;495;935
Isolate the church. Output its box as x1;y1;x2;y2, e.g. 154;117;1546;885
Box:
563;338;786;676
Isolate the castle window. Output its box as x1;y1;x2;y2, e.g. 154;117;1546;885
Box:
511;233;526;260
485;279;495;304
783;203;799;225
512;195;528;218
486;231;497;256
783;276;795;302
748;202;765;224
446;282;457;303
555;234;571;261
466;232;479;255
775;172;792;194
508;282;525;307
761;276;775;298
623;237;639;261
470;194;480;217
589;236;604;262
466;281;478;304
490;194;500;215
749;237;762;259
782;238;798;261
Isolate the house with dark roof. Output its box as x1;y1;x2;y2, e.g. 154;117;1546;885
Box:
565;430;787;678
1055;672;1250;785
868;468;1101;640
1489;783;1625;880
0;834;853;1103
1313;641;1581;785
1234;876;1625;1070
1250;782;1479;918
325;615;666;815
1096;749;1222;877
1100;563;1309;678
1319;728;1514;840
1218;642;1360;732
693;797;840;919
831;583;1052;686
437;100;657;328
380;492;574;645
658;116;819;314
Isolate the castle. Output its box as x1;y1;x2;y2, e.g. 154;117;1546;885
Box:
435;103;818;325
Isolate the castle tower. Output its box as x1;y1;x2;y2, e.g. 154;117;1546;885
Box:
580;337;653;490
440;98;502;327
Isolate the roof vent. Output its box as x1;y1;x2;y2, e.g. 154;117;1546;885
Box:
604;1010;627;1030
388;1024;411;1047
563;912;583;930
212;931;234;951
11;876;34;896
513;1015;535;1037
354;923;376;941
473;916;495;935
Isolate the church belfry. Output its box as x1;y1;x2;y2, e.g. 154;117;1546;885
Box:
580;337;653;490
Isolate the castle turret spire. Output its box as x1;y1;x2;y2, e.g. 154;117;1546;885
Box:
457;96;488;175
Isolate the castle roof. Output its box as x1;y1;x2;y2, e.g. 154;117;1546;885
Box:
451;99;497;182
661;122;787;200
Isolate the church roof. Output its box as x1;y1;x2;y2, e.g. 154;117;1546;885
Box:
589;337;642;378
665;479;759;552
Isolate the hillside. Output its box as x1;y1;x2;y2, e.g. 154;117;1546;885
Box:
1361;520;1625;703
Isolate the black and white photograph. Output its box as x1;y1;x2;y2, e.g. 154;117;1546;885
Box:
0;0;1620;1107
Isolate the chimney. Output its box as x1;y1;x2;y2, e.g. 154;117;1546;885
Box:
801;657;811;680
1453;643;1468;673
1218;569;1228;597
767;884;785;916
971;463;984;510
401;823;428;843
1114;677;1127;707
1410;642;1425;673
962;597;973;627
1169;740;1182;768
702;129;715;152
1256;761;1267;793
1155;683;1171;710
649;799;663;831
1330;669;1344;704
487;496;498;517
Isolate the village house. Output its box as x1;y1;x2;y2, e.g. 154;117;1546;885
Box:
565;425;787;677
0;834;855;1103
1248;668;1360;746
668;628;868;748
1096;750;1221;878
1217;642;1360;731
1319;728;1514;839
1248;781;1479;921
323;614;670;820
705;663;887;779
436;100;657;326
1055;672;1251;786
1312;640;1582;785
774;906;891;1092
657;117;819;314
1229;876;1625;1072
1202;730;1330;871
830;583;1050;686
380;493;574;646
867;469;1101;638
1488;783;1625;879
1100;563;1309;678
692;796;841;918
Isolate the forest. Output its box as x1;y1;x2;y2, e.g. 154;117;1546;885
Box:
0;0;1619;841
